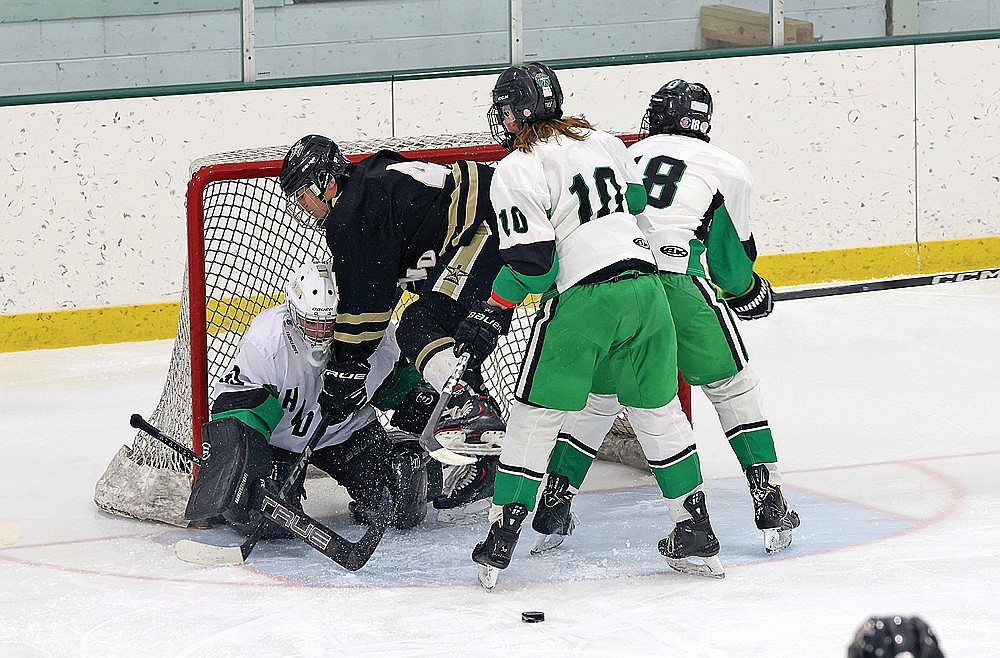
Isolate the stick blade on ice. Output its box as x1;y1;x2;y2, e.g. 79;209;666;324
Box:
0;522;22;547
174;538;248;566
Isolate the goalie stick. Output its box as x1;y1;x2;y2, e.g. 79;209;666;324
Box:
130;413;391;570
418;352;477;466
772;267;1000;301
129;414;205;465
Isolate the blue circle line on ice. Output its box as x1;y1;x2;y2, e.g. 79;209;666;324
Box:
0;456;966;589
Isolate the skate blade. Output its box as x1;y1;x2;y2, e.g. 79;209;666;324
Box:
435;430;503;455
531;532;566;555
478;563;500;591
763;527;793;553
666;554;726;579
530;513;578;555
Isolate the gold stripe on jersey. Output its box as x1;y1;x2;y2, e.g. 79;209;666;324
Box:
442;163;463;256
416;336;455;371
440;161;480;255
430;222;490;300
452;162;480;249
333;329;386;344
337;310;393;325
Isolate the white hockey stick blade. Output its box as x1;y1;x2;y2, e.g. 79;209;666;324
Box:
435;499;490;524
174;538;246;566
665;554;726;579
0;522;22;547
478;563;500;592
427;445;476;466
763;527;794;553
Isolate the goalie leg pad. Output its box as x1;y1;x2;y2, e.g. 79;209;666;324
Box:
184;417;272;523
311;422;397;521
387;440;429;530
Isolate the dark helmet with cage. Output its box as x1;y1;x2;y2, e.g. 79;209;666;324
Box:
641;79;713;141
488;62;564;151
279;134;351;229
847;616;945;658
284;261;339;364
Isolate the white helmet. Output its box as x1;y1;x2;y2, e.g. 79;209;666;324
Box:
284;261;338;350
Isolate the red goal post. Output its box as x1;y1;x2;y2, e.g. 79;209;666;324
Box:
94;131;691;527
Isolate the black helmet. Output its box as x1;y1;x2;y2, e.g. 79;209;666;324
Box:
488;62;564;151
279;135;351;229
847;616;945;658
641;79;713;141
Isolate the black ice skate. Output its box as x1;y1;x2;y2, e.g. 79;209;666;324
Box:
530;472;579;554
658;490;725;579
472;502;528;591
434;384;505;455
746;464;800;553
433;455;498;511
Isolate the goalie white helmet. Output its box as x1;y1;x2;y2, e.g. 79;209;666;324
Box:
284;262;339;357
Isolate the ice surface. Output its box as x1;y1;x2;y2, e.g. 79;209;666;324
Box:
1;280;998;657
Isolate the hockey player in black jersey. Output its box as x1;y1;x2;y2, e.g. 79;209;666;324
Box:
278;135;504;507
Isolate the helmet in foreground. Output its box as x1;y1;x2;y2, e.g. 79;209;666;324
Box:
641;79;713;141
284;261;339;357
279;135;351;229
847;616;945;658
489;62;564;151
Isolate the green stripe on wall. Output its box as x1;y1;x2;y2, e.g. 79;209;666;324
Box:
2;236;999;353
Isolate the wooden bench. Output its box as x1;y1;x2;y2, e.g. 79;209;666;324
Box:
700;4;814;49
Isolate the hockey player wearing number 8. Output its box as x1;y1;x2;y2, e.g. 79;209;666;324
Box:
465;62;724;589
186;261;464;539
277;134;505;494
535;80;800;558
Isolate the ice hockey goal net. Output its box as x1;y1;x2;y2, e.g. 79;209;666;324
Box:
94;132;690;526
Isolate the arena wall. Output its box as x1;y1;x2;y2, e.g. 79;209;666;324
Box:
2;39;1000;350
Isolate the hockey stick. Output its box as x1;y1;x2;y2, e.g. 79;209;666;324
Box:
131;413;391;570
418;352;477;466
0;522;22;547
129;414;205;465
772;267;1000;302
178;485;391;570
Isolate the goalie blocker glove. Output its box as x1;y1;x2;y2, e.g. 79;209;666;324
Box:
724;273;773;320
320;360;371;424
454;300;515;366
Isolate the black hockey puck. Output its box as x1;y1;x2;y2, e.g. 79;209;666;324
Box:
521;611;545;623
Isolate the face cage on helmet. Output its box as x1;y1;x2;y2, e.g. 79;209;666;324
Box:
287;301;336;349
283;182;329;231
488;104;517;152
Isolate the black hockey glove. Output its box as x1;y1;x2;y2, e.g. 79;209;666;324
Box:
724;273;774;320
454;300;515;367
390;384;440;435
319;360;371;424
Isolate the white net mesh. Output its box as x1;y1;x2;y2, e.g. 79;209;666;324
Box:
94;131;654;526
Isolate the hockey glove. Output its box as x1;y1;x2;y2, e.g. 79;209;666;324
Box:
724;273;774;320
390;384;440;435
454;300;515;367
319;360;371;424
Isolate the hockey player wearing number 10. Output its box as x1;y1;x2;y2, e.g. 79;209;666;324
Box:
185;262;431;538
278;135;507;507
463;62;723;589
536;80;800;557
